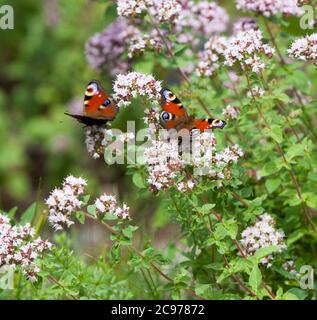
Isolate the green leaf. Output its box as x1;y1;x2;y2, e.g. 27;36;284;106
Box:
20;203;36;224
7;206;18;219
75;211;85;224
265;178;281;193
87;205;96;216
303;192;317;209
265;125;283;143
281;292;299;300
132;172;146;189
286;288;308;300
111;243;121;262
122;225;138;238
285;143;306;162
195;284;213;298
274;93;290;103
198;203;216;215
260;161;280;177
249;265;262;292
174;45;190;57
81;195;90;205
254;246;279;262
287;229;307;246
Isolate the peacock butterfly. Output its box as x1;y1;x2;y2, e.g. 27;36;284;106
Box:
159;88;226;131
65;80;118;126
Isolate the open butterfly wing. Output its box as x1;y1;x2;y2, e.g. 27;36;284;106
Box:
193;118;226;131
66;80;118;126
160;89;189;129
83;80;118;120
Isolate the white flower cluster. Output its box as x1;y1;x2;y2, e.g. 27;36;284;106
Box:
223;29;275;73
117;0;153;18
144;132;244;192
222;105;240;120
288;33;317;64
240;213;287;267
176;179;196;192
191;131;218;172
113;72;162;107
128;33;163;58
0;214;52;282
85;126;135;160
196;36;228;77
46;176;87;231
153;0;182;23
95;193;130;220
144;138;185;191
236;0;302;17
85;125;110;160
143;106;161;134
247;85;265;98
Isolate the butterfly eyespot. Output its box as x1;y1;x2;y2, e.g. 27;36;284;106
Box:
103;99;111;107
160;111;172;121
86;82;98;96
211;119;226;128
162;89;174;100
169;93;176;100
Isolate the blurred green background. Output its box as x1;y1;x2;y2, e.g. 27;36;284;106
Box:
0;0;123;208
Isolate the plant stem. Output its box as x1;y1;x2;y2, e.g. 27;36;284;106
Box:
47;274;77;300
263;18;285;65
223;255;260;299
211;210;276;299
85;213;204;300
245;73;316;231
148;13;212;117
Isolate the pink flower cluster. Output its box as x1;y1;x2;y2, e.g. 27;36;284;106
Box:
236;0;302;17
288;33;317;64
85;18;138;76
95;193;131;220
128;33;163;58
117;0;153;18
196;36;228;77
0;214;52;281
224;29;275;73
46;176;87;231
222;105;240;120
153;0;182;23
240;213;286;267
143;132;244;192
113;72;162;107
175;1;229;41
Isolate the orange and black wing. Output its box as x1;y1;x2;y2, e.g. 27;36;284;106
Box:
159;88;189;130
192;118;226;131
159;88;226;131
66;80;118;126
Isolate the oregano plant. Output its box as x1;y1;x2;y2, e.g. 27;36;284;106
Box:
1;0;316;301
